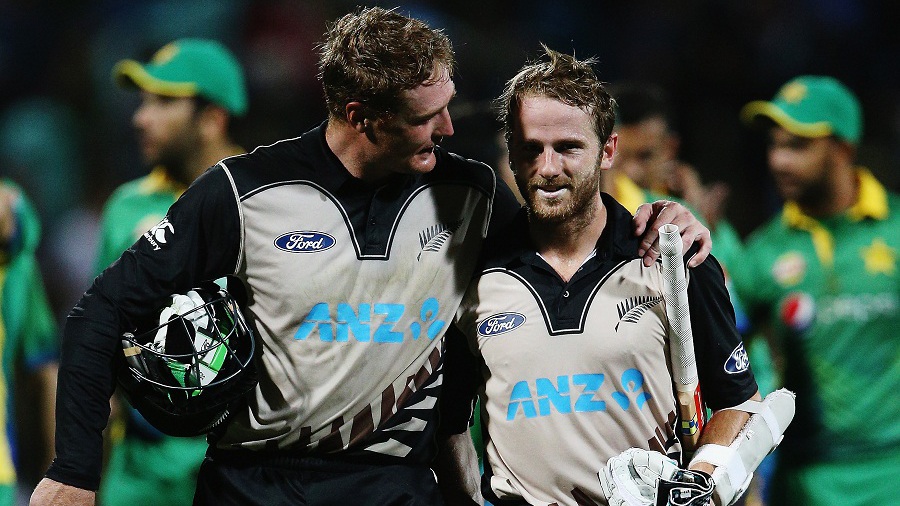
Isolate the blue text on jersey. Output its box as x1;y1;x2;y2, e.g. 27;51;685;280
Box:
506;369;652;420
294;298;445;342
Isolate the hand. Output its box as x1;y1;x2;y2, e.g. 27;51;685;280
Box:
30;478;95;506
598;448;714;506
633;201;712;268
598;448;679;506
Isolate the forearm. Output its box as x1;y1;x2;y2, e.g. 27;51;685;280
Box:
687;391;761;475
47;302;121;490
433;432;483;506
38;363;59;473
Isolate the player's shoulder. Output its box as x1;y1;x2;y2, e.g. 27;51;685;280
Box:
220;126;331;196
744;212;791;249
429;148;497;195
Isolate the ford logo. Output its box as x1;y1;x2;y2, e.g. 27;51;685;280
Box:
274;231;336;253
724;343;750;374
477;312;526;337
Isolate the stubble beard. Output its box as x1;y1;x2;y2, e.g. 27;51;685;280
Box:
522;172;602;231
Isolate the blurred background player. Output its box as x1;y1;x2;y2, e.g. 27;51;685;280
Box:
736;75;900;505
0;181;58;506
607;82;745;283
94;38;247;506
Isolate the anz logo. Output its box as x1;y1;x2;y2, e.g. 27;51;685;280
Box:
478;313;526;337
506;368;652;421
274;231;335;253
294;297;445;342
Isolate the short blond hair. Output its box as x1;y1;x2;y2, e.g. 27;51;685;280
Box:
496;44;615;145
318;6;455;119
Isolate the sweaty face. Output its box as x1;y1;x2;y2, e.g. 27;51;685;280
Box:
368;66;455;177
132;92;202;183
767;127;835;207
509;95;612;224
612;117;674;189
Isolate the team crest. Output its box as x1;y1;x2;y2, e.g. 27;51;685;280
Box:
772;252;806;287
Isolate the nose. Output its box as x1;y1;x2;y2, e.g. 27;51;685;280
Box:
132;101;150;130
535;148;561;179
434;108;454;139
768;146;792;173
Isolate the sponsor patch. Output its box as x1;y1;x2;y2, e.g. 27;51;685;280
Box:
143;217;174;251
724;343;750;374
274;231;336;253
779;291;815;332
478;312;526;337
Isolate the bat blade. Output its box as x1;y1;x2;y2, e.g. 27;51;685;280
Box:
658;224;704;452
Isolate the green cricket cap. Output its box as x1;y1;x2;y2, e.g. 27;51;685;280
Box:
741;75;862;143
113;38;247;116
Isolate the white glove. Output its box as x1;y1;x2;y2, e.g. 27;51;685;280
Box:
598;448;680;506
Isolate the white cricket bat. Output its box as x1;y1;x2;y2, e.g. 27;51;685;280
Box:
658;224;704;453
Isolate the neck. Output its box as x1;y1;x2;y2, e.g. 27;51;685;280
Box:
529;195;607;282
182;137;242;184
325;119;392;182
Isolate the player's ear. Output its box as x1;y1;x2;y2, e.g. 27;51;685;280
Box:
198;104;229;139
345;102;371;133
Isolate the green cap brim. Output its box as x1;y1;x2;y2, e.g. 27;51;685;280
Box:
113;60;198;98
740;100;833;138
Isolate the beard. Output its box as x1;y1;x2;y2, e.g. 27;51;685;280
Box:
145;129;200;187
775;157;834;211
519;167;603;227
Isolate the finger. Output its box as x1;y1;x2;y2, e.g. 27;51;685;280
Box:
678;222;712;268
632;203;650;240
688;228;712;268
639;205;677;265
642;238;660;267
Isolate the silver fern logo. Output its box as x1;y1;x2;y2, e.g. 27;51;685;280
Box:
417;220;463;260
616;296;663;331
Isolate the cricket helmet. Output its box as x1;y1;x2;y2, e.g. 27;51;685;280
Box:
119;280;257;437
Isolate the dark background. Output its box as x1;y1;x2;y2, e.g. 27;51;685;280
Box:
2;0;898;489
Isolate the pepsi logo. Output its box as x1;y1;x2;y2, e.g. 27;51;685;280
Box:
724;343;750;374
780;292;815;333
477;313;526;337
274;231;336;253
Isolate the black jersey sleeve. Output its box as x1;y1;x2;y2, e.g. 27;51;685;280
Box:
438;323;482;436
686;252;758;411
46;166;241;490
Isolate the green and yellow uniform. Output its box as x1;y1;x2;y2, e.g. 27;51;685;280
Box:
95;168;208;506
734;169;900;505
0;182;58;506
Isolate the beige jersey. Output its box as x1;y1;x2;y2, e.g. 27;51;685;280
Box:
445;196;757;506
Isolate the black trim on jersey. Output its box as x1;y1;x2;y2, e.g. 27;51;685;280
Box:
224;123;508;259
481;260;632;335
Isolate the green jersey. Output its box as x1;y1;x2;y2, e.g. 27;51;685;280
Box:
735;169;899;462
95;168;207;506
95;168;185;271
0;182;58;506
